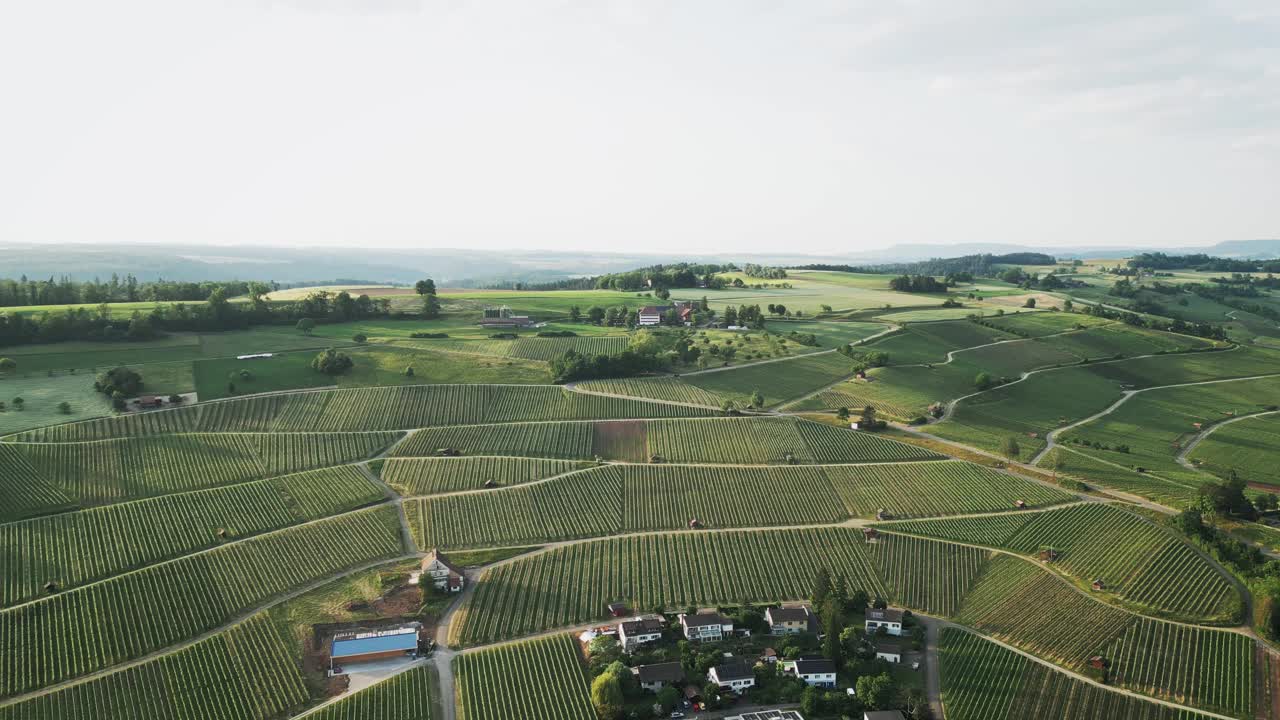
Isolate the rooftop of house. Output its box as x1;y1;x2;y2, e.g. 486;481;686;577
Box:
422;549;463;576
766;606;812;624
791;657;837;675
875;638;906;654
866;608;904;623
620;617;664;635
331;629;418;659
633;662;685;684
711;659;754;681
682;612;731;628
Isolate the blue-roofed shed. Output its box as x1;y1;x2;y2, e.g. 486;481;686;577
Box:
330;628;419;672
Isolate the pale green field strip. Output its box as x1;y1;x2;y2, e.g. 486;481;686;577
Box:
406;460;1074;549
394;335;628;362
0;506;405;698
1063;375;1280;478
572;376;725;406
954;557;1252;717
303;662;437;720
939;628;1219;720
5;432;399;508
682;350;856;406
860;320;1016;365
0;466;385;607
980;311;1110;337
395;416;942;464
7;385;716;441
450;529;999;646
0;613;306;720
381;457;593;495
455;634;594;720
883;503;1240;622
1189;413;1280;486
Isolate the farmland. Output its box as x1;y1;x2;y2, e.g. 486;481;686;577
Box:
0;613;307;720
825;460;1074;518
1189;413;1280;486
938;628;1218;720
886;503;1241;622
380;457;591;495
573;376;724;406
451;526;888;645
682;350;856;407
304;663;438;720
0;506;405;697
455;634;594;720
0;465;385;606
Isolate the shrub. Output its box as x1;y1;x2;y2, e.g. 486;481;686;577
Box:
95;367;143;397
312;349;355;375
353;333;368;344
410;332;449;339
57;401;71;414
404;366;415;377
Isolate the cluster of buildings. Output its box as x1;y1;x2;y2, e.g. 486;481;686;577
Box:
637;301;695;326
597;603;913;707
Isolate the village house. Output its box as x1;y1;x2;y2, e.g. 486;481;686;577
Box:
782;656;837;688
874;638;905;664
707;658;756;692
679;611;734;641
617;616;664;652
631;661;686;692
477;305;536;329
865;608;904;636
637;302;694;326
765;605;815;635
420;549;465;593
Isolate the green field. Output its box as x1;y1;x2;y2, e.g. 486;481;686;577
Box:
939;628;1218;720
858;321;1014;365
305;663;438;720
954;556;1252;717
0;465;385;607
0;373;113;436
762;319;888;347
573;376;724;406
1190;412;1280;486
825;460;1074;519
885;503;1240;622
0;506;405;698
455;634;594;720
381;456;592;495
0;612;307;720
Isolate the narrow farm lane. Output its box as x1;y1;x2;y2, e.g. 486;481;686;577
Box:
1175;409;1280;472
922;618;946;719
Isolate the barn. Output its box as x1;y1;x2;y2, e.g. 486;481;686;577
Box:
330;627;419;673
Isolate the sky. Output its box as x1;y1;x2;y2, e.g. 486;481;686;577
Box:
1;1;1277;254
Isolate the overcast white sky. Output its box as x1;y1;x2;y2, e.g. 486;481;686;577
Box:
1;1;1277;254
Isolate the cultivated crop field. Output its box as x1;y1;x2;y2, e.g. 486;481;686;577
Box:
381;456;591;495
939;628;1218;720
573;376;724;406
683;350;855;407
451;526;887;645
1189;412;1280;486
305;663;438;720
887;503;1240;622
859;321;1014;365
826;460;1073;519
455;634;594;720
0;613;307;720
0;507;405;697
954;557;1252;717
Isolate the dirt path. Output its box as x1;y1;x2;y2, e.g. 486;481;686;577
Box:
922;617;946;719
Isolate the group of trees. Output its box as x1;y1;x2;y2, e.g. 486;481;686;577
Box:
0;275;265;308
415;279;441;318
592;263;734;292
794;252;1055;279
311;349;354;376
94;367;144;409
0;285;407;349
550;349;666;383
888;275;948;293
1128;253;1280;273
742;264;788;279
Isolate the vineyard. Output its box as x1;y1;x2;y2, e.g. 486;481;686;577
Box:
866;533;991;616
887;503;1240;622
1189;412;1280;486
0;445;74;522
394;416;940;464
617;464;845;530
451;526;886;645
304;663;437;720
0;506;405;697
404;467;623;548
8;432;398;507
938;628;1217;720
953;557;1253;717
381;457;591;495
573;376;724;407
7;385;715;440
455;634;594;720
0;465;384;607
825;460;1073;518
0;613;307;720
683;350;856;407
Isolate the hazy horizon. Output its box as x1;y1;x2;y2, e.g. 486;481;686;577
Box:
2;1;1277;254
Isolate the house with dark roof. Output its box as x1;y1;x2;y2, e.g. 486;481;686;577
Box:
708;658;756;691
679;611;734;641
617;616;664;652
782;656;837;688
865;608;904;636
765;605;815;635
420;550;465;593
632;661;686;692
874;638;906;664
